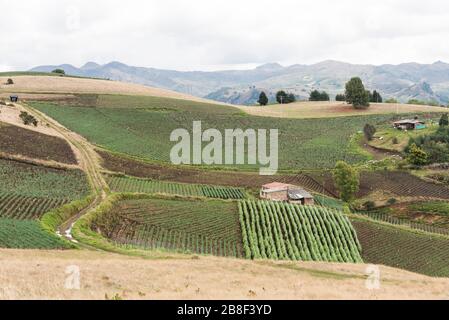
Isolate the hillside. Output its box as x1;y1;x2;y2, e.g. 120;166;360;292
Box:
0;75;223;104
30;60;449;104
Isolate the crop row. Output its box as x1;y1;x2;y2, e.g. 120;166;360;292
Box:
358;211;449;236
106;175;246;199
0;193;69;220
239;200;362;263
93;197;244;257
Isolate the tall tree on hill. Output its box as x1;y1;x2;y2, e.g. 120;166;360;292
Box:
439;113;449;127
257;91;269;106
345;77;370;109
333;161;359;203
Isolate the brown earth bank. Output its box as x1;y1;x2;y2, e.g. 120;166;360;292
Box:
0;123;77;165
0;248;448;300
97;150;337;197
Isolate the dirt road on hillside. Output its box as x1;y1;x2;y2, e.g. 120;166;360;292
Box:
18;102;108;242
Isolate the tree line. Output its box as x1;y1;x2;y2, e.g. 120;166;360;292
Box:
256;77;382;108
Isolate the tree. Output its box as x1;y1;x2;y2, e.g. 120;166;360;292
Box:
439;113;449;127
52;68;65;75
287;93;296;103
363;123;376;141
371;90;383;103
257;91;269;106
335;94;346;101
276;90;287;104
309;90;330;101
333;161;359;202
407;143;428;166
6;78;13;85
276;91;295;104
345;77;370;109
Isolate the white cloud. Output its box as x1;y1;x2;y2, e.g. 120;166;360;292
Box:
1;0;449;71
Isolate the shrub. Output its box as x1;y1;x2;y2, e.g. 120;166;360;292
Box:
276;90;296;104
363;201;376;210
407;143;428;166
52;69;65;75
439;113;449;127
335;94;346;102
387;198;397;205
19;111;38;127
385;98;398;104
6;78;13;85
392;137;399;144
363;123;376;141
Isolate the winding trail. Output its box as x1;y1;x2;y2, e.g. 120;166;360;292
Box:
17;102;108;243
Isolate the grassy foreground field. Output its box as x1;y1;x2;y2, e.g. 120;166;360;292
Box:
29;94;421;170
2;248;449;299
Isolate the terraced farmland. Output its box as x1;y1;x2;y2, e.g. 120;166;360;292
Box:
239;200;362;263
106;175;246;199
30;95;415;170
0;159;89;248
93;197;244;257
352;218;449;277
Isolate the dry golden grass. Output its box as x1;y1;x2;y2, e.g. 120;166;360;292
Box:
237;101;449;119
0;249;448;300
0;76;218;104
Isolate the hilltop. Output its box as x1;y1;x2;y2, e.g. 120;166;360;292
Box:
30;60;449;104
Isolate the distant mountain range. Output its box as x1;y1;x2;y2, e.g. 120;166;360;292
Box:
30;60;449;105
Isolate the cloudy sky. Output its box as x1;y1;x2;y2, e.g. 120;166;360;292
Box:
1;0;449;71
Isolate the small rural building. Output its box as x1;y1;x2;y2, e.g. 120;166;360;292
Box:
260;182;314;205
9;95;18;103
393;119;426;130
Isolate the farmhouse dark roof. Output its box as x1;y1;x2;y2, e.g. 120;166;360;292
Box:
287;188;313;200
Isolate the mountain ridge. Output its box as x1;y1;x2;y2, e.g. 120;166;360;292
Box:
30;60;449;105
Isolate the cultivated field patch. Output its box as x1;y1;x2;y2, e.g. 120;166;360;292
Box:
93;197;244;257
105;175;246;200
0;123;77;164
239;200;362;263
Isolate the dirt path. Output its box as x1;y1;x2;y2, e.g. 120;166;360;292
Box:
18;102;108;242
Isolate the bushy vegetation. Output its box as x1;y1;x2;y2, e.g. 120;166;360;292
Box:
407;127;449;164
52;68;65;75
6;78;13;85
368;90;382;103
385;98;398;104
335;94;346;102
239;200;362;262
407;99;440;106
19;111;38;126
333;161;359;202
309;90;330;101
